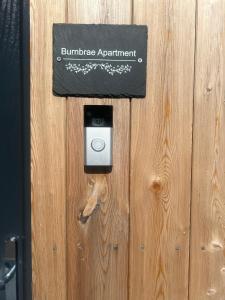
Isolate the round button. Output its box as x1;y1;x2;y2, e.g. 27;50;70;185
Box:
91;138;105;152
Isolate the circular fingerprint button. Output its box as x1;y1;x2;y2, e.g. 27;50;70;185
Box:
91;138;105;152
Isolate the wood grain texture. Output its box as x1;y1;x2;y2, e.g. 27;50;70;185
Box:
129;1;196;299
189;1;225;299
66;1;131;299
30;0;67;299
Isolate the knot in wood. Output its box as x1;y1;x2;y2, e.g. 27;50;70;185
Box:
150;178;163;193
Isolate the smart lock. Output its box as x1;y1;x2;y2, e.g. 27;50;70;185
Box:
84;105;113;172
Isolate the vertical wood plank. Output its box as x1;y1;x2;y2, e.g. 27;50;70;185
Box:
66;1;131;300
30;0;67;299
189;1;225;299
129;1;196;299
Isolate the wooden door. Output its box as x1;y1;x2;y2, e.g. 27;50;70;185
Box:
31;0;225;299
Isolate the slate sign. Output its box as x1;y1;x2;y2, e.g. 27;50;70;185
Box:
53;24;148;98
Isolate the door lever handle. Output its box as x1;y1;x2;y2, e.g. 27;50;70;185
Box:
0;263;16;290
0;236;17;290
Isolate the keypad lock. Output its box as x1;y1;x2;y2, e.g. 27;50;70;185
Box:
84;105;113;171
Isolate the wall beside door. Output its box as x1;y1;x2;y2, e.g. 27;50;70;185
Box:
31;0;225;299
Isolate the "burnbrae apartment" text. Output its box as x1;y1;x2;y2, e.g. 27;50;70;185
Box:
61;47;137;58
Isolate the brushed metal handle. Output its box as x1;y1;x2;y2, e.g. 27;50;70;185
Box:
0;263;16;290
0;236;17;290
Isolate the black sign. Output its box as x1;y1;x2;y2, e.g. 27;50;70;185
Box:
53;24;148;98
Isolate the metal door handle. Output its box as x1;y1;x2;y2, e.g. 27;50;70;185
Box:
0;263;16;290
0;236;17;290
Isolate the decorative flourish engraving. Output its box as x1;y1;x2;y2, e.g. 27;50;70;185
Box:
65;62;132;76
